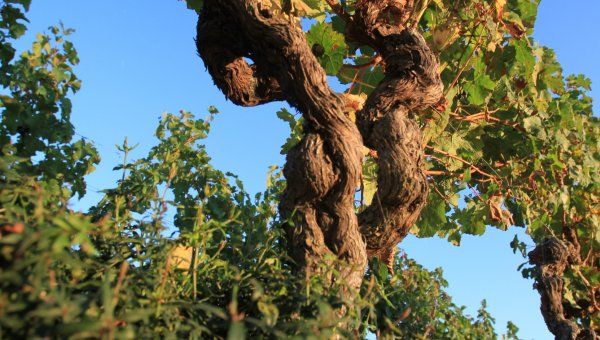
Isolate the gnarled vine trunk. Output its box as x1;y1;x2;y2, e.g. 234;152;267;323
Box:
196;0;443;292
529;236;598;340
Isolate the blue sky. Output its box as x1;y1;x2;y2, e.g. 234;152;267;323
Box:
14;1;598;338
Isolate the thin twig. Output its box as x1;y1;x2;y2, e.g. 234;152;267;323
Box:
431;182;450;203
112;261;129;307
410;0;431;28
426;146;498;181
444;25;484;96
424;170;450;176
451;110;525;132
339;72;376;89
341;55;382;70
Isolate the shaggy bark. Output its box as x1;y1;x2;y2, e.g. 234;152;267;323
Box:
196;0;443;291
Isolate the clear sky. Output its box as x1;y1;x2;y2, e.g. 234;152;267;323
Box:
14;1;598;338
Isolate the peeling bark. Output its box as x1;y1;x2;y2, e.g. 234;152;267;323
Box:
196;0;442;292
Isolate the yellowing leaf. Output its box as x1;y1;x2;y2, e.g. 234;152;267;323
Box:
494;0;506;21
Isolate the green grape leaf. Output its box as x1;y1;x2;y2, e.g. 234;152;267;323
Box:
306;22;348;75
